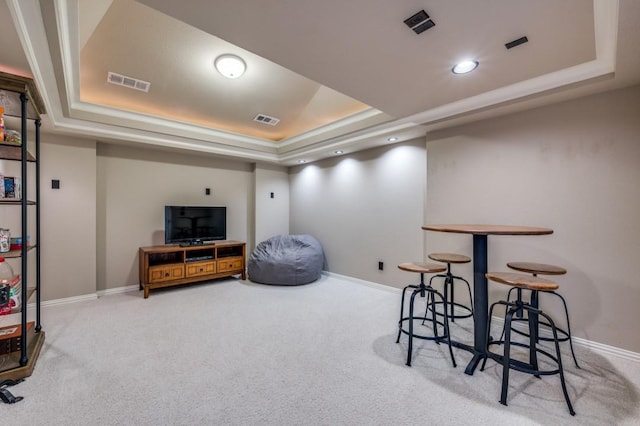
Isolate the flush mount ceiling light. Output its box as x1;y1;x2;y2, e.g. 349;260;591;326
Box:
387;137;398;142
298;160;307;164
214;54;246;79
452;60;479;74
334;150;344;155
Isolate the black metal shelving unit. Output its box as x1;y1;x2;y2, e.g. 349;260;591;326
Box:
0;71;45;403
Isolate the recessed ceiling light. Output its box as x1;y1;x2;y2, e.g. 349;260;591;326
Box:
298;160;307;164
387;137;398;142
452;60;478;74
215;54;246;79
334;150;344;155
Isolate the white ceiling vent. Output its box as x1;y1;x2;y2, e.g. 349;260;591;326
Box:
107;72;151;92
253;114;280;126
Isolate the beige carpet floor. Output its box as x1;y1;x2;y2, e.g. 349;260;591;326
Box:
2;274;639;425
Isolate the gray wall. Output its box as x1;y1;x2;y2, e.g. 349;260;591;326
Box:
96;144;253;291
253;163;290;245
425;85;640;353
41;135;97;300
289;139;427;287
34;85;640;354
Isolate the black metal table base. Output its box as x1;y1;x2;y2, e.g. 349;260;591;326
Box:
445;341;484;375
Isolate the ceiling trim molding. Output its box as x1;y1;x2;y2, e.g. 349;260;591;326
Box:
403;0;618;127
69;99;278;149
8;0;620;166
277;108;385;148
54;0;80;117
7;0;65;123
8;0;280;162
47;0;398;158
50;113;281;163
278;120;425;164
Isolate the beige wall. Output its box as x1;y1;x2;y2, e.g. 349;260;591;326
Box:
425;85;640;353
289;139;427;287
254;163;289;246
32;84;640;355
96;144;253;290
41;135;97;300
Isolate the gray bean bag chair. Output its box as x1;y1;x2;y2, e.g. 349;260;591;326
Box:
248;234;324;285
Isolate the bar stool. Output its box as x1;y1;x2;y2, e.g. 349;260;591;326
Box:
503;262;579;368
395;262;456;368
482;272;575;416
425;253;473;322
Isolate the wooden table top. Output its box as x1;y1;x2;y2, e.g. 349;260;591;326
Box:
422;224;553;236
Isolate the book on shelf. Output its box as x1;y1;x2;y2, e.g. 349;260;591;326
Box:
2;176;21;199
0;174;22;199
0;321;34;355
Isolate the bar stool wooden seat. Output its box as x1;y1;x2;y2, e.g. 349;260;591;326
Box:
504;262;579;368
395;262;456;368
482;272;575;416
426;252;473;322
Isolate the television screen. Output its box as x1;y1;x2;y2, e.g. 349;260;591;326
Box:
165;206;226;244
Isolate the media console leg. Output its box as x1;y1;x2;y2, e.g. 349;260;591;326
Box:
144;286;150;299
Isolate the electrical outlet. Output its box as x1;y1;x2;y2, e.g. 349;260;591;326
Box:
378;261;384;271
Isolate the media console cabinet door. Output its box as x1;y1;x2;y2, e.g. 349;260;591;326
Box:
148;264;184;283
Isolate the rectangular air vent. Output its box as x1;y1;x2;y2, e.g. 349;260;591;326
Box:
404;10;435;34
107;72;151;92
253;114;280;126
505;36;529;49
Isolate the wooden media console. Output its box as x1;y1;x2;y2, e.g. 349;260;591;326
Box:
138;241;246;298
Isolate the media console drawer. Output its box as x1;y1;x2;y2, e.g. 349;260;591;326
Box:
217;258;243;273
186;260;216;277
139;241;246;298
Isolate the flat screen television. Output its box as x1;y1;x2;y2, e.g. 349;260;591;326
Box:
165;206;226;245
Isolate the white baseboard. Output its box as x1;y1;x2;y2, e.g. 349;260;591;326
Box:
96;284;139;297
34;273;640;363
33;284;139;309
323;271;401;293
39;293;97;307
491;315;640;362
326;270;640;363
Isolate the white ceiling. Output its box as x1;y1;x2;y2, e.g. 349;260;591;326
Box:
2;0;640;166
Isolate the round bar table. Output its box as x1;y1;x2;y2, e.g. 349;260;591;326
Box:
422;224;553;375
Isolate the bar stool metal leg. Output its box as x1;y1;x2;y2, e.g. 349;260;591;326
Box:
556;291;580;368
501;287;580;368
484;272;576;416
500;304;517;406
426;270;474;322
396;262;456;368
